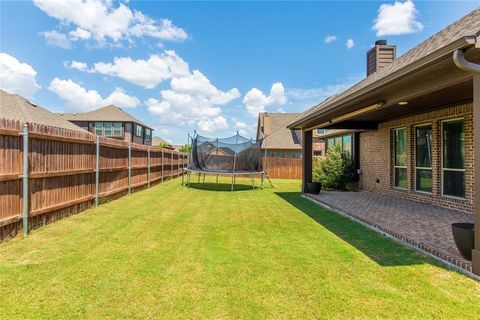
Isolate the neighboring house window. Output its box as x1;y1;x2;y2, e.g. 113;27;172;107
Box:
95;122;122;137
266;151;273;157
145;128;152;142
274;151;281;158
113;122;122;136
442;119;465;198
295;151;302;158
285;151;292;158
342;135;352;154
393;128;407;189
136;125;143;137
313;151;322;157
415;124;432;193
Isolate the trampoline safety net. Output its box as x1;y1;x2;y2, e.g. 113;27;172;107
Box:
189;132;263;174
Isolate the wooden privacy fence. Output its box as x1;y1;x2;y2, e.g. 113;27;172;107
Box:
264;157;302;179
0;118;187;240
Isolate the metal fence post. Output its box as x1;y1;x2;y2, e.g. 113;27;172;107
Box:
128;142;132;194
95;135;100;207
147;147;151;188
21;123;29;236
161;148;164;182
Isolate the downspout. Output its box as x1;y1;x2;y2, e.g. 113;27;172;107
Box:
453;46;480;276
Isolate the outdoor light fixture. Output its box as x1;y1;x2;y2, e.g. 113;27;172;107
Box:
398;101;409;106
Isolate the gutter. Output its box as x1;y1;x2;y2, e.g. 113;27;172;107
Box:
289;36;476;129
453;47;480;73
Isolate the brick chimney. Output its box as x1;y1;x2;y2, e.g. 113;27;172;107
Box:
366;40;396;76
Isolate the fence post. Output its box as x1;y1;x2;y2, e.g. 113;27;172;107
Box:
128;142;132;194
161;148;164;182
171;151;173;179
95;135;100;207
21;123;29;236
147;147;151;188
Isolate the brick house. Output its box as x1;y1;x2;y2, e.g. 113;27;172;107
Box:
288;9;480;275
58;105;153;145
256;112;324;158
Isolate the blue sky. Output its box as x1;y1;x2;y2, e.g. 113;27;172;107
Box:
1;1;478;144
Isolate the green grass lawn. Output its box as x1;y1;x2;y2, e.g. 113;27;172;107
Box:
1;177;479;319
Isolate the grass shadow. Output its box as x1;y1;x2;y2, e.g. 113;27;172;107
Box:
185;182;258;192
275;191;444;268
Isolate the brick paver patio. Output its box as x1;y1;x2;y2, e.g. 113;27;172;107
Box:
305;191;474;273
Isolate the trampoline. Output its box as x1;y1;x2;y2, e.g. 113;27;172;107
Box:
182;131;265;191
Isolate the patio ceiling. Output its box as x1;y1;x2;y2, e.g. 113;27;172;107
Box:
298;47;480;131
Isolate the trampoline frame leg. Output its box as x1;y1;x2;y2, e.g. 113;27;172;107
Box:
187;171;191;188
181;169;185;185
261;173;264;189
252;176;255;190
203;173;206;184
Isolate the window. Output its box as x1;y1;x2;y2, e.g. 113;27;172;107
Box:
327;138;335;150
295;151;302;158
415;125;432;193
342;135;352;154
145;128;152;142
334;137;342;149
393;128;407;189
113;122;122;137
313;151;322;157
95;122;122;137
442;119;465;198
274;151;281;158
316;129;327;135
285;151;292;158
266;151;273;157
135;125;143;137
104;122;112;136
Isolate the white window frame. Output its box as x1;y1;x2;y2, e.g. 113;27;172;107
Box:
441;118;466;199
414;123;433;194
393;127;408;190
95;122;123;137
135;124;143;137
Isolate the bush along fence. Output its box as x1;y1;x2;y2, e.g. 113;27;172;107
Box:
0;118;188;241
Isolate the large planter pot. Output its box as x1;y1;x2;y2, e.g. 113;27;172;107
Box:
451;223;474;261
307;182;321;194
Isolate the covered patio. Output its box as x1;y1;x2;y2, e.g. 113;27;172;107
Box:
305;191;474;273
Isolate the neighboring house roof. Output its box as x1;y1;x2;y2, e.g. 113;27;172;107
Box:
57;105;152;129
289;8;480;128
257;113;302;150
0;89;87;131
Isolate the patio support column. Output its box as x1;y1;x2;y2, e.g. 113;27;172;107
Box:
472;74;480;276
302;129;313;193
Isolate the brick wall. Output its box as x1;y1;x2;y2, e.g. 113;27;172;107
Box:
359;103;474;214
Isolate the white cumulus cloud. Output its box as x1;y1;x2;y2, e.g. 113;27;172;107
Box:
33;0;187;47
242;82;287;117
48;78;139;111
146;70;240;134
324;35;337;43
0;53;40;98
40;30;72;49
65;60;93;73
92;51;190;88
346;39;354;49
373;0;423;36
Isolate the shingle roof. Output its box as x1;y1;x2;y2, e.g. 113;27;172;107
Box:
0;89;87;131
290;8;480;128
57;105;151;128
258;113;302;150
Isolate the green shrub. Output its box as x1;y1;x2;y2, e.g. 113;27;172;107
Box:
313;146;354;190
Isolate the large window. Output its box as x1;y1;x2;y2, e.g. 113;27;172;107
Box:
342;135;352;154
393;128;407;189
135;125;143;137
327;138;335;150
415;125;432;193
442;119;465;198
145;128;152;142
95;122;122;137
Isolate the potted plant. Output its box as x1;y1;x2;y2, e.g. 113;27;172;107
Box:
307;181;322;194
451;223;474;260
